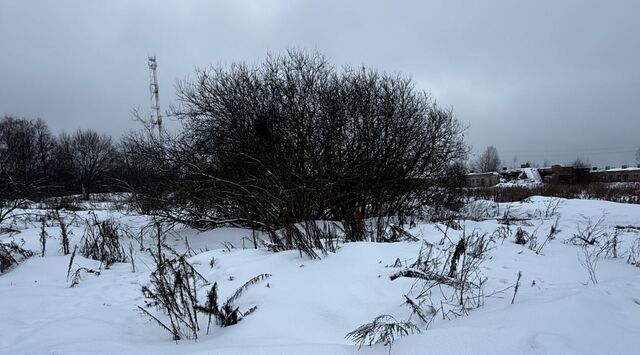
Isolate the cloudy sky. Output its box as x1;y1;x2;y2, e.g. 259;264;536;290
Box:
1;0;638;167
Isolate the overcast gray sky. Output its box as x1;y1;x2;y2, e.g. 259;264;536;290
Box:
1;0;638;167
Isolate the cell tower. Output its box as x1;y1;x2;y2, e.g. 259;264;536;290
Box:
148;56;162;137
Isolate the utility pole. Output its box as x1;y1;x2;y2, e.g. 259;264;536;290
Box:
148;56;162;138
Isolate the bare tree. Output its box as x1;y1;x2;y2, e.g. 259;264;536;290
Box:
50;132;76;193
572;158;590;168
0;116;49;211
0;116;54;183
0;178;40;225
70;129;117;200
474;146;501;172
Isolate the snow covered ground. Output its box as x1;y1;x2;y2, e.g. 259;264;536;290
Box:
1;197;640;354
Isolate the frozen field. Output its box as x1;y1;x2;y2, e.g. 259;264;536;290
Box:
1;197;640;355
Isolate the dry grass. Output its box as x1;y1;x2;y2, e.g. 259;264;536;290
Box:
466;183;640;204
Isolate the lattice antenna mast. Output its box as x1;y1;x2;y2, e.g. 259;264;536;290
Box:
148;56;162;138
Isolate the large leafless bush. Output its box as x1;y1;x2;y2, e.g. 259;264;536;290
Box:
124;50;467;251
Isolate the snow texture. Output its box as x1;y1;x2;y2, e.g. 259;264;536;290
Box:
1;197;640;354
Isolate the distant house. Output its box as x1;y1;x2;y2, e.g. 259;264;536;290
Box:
546;165;591;185
591;166;640;183
465;164;640;187
465;172;500;187
492;167;542;185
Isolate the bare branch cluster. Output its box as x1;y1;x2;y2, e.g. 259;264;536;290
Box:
122;50;467;249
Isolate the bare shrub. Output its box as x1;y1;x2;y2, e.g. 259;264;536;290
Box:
380;223;419;243
139;241;205;340
454;244;486;309
196;274;271;333
492;225;512;243
537;197;562;218
139;228;270;340
526;224;542;252
461;200;498;221
498;203;531;226
68;267;101;287
0;239;33;273
403;295;437;327
466;230;494;259
52;210;71;255
343;219;366;242
263;223;325;259
262;221;344;259
536;217;560;254
64;246;100;287
79;215;128;267
305;221;339;253
514;228;529;245
596;229;620;258
128;49;468;258
579;246;599;285
342;218;418;244
627;238;640;267
391;232;487;320
569;213;607;246
345;314;419;350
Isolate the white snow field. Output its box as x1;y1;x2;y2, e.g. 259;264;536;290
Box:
1;197;640;355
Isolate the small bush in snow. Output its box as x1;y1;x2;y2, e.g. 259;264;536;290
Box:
345;314;420;350
381;224;420;243
465;230;493;259
579;246;599;285
263;221;341;259
343;219;367;242
536;217;561;254
263;223;326;259
403;295;437;327
68;267;101;287
139;227;269;340
537;197;562;218
66;246;100;287
79;215;128;267
391;233;487;322
0;239;33;273
492;225;512;243
461;200;498;221
514;228;529;245
196;273;271;333
569;213;607;246
139;245;205;340
596;229;620;258
626;238;640;267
